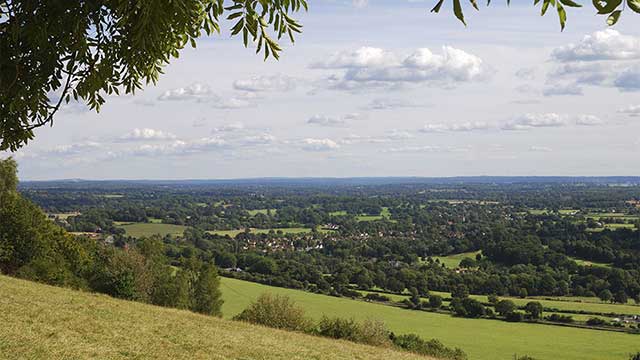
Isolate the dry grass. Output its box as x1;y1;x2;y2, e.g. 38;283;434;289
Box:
0;275;431;360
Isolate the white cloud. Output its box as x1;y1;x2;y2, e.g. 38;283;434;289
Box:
301;138;340;151
543;83;584;97
502;113;567;131
233;74;296;92
515;67;536;81
120;128;177;141
575;115;604;126
613;65;640;92
551;30;640;62
132;137;227;157
618;105;640;117
158;83;213;101
307;115;347;127
365;98;420;110
211;122;246;133
385;129;414;140
420;121;490;133
312;46;485;90
241;133;277;145
47;142;102;156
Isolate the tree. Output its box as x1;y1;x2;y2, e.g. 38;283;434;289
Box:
429;294;444;309
495;299;517;317
451;284;469;299
524;301;544;320
599;289;613;303
191;264;223;316
2;0;638;151
613;290;629;304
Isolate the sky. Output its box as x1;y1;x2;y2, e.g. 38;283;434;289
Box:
6;0;640;180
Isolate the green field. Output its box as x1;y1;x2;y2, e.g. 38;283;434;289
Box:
116;223;188;238
206;227;327;237
432;251;481;269
0;275;427;360
220;277;639;360
569;256;611;268
247;208;277;216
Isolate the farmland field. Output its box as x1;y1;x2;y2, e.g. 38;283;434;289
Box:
220;277;639;360
116;223;188;238
432;251;481;269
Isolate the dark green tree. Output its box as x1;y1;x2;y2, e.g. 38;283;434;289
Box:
191;264;223;316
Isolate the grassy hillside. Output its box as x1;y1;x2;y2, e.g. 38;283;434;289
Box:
219;277;640;360
0;275;430;360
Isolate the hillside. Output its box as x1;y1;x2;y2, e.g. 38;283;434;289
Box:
0;275;430;360
218;277;640;360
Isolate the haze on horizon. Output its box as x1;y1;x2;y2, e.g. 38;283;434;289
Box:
6;0;640;180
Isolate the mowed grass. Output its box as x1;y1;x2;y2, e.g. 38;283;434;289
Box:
431;251;481;269
220;277;640;360
0;275;429;360
247;209;277;216
116;223;188;238
568;256;611;268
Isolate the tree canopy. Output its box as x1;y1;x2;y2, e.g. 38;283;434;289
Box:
1;0;638;151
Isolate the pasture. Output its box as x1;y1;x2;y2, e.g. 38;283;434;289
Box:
432;251;481;269
220;277;640;360
116;223;188;238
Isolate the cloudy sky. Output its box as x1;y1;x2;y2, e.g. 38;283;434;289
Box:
7;1;640;180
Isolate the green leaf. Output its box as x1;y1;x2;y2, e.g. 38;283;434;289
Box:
593;0;622;14
557;3;567;31
628;0;640;13
453;0;466;25
607;9;622;24
560;0;582;7
431;0;445;13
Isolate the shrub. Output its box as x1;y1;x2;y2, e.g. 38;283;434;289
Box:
630;352;640;360
392;334;467;360
586;317;607;326
233;293;312;332
546;314;574;323
364;293;390;302
505;311;524;322
429;294;443;309
314;316;391;347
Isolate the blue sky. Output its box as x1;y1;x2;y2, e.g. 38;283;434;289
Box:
7;0;640;180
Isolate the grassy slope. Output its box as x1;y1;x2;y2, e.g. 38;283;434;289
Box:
220;277;640;360
0;275;429;360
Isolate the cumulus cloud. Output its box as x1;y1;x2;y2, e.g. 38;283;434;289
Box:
420;121;490;133
132;137;227;157
211;122;246;133
547;31;640;94
613;65;640;92
575;115;604;126
502;113;603;130
120;128;177;141
306;113;365;127
352;0;368;8
47;141;103;156
301;138;340;151
551;30;640;62
365;98;421;110
515;67;536;81
312;46;486;90
502;113;567;130
233;74;296;92
618;105;640;117
241;133;277;145
543;83;584;97
158;83;213;101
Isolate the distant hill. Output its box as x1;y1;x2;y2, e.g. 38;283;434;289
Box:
0;275;430;360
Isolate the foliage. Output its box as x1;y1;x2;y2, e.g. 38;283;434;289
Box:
233;293;312;332
0;0;306;151
495;300;517;317
315;316;392;347
430;0;640;30
392;334;468;360
524;301;544;320
191;264;223;316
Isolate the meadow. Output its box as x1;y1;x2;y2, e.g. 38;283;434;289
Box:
220;277;640;360
0;275;427;360
432;251;481;269
115;223;188;238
